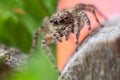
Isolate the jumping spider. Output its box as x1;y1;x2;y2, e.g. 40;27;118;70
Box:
41;4;105;46
32;3;106;74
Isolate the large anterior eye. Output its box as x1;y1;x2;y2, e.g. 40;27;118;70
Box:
53;20;58;24
59;19;65;24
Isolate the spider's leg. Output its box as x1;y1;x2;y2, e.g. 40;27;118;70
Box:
78;11;91;31
31;26;50;52
41;35;54;52
31;27;41;52
74;16;84;44
63;24;73;40
31;27;59;74
77;4;106;26
86;4;107;20
41;35;59;74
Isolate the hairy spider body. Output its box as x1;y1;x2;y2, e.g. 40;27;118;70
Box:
32;3;106;75
49;4;102;44
36;3;106;50
47;4;107;45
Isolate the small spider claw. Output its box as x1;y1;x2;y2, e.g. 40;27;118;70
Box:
88;29;92;36
57;38;62;42
76;41;79;44
75;48;78;52
59;39;62;42
66;38;68;41
99;24;104;27
65;36;69;41
88;27;91;30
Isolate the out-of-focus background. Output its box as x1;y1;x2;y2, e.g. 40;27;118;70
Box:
0;0;58;80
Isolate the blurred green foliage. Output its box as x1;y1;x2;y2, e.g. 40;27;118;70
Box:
0;0;57;52
0;0;58;80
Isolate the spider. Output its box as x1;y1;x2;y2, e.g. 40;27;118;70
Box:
32;3;106;74
40;3;105;47
33;3;106;49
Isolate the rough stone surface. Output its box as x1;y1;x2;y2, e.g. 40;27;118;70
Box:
0;45;28;70
0;44;28;80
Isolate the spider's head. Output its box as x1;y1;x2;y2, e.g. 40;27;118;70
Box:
50;10;74;25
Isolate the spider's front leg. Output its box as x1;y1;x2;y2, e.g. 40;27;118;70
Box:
31;27;59;73
41;35;60;73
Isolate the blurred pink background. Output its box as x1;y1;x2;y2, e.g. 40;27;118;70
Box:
58;0;120;18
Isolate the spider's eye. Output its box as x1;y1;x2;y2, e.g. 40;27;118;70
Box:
59;19;65;24
53;21;58;24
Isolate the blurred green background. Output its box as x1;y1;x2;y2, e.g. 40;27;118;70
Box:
0;0;58;80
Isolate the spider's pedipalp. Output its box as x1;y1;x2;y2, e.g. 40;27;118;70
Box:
52;31;62;42
63;24;73;40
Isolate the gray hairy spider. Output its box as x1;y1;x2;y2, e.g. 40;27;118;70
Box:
33;3;106;49
49;4;105;44
41;4;105;46
31;3;106;75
